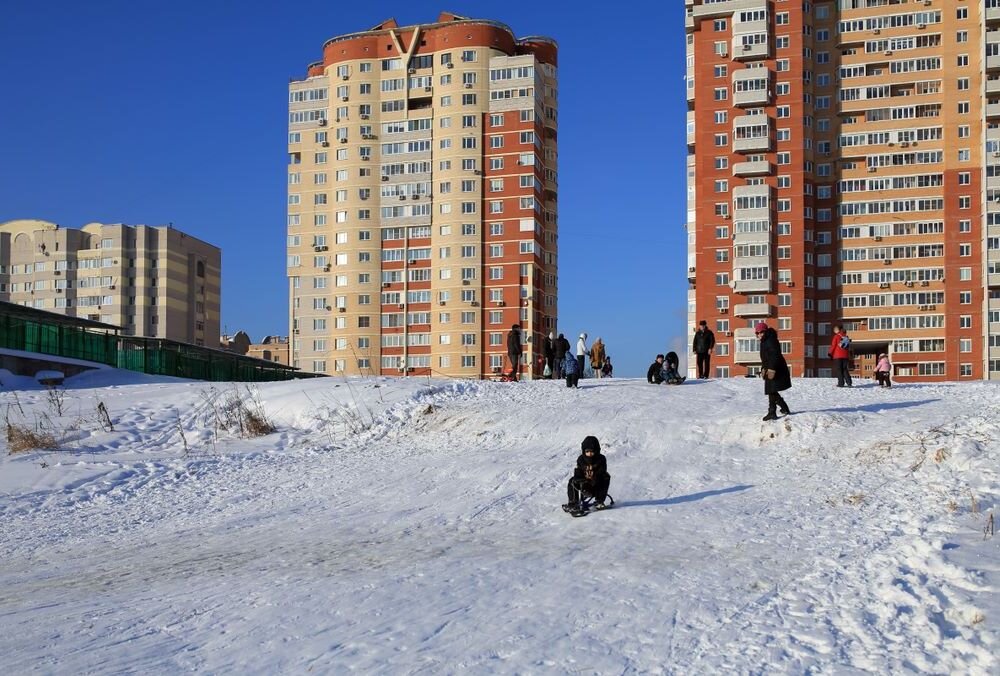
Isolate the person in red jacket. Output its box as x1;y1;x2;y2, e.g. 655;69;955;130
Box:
828;324;853;388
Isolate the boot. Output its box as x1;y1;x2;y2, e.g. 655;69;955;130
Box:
762;410;778;421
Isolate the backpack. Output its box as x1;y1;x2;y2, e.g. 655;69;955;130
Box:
839;335;852;350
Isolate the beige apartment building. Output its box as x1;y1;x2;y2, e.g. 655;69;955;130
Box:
247;336;290;366
287;12;558;378
686;0;1000;382
0;219;221;345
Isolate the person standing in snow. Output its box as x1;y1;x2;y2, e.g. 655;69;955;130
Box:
576;333;589;378
829;324;853;388
590;337;606;379
554;332;570;379
563;350;580;388
507;324;522;381
692;320;716;379
563;436;611;511
757;322;791;421
875;353;892;388
543;332;556;379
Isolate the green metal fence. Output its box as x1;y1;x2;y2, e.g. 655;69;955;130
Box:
0;312;318;382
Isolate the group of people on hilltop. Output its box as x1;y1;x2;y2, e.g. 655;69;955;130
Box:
505;327;613;387
829;324;892;389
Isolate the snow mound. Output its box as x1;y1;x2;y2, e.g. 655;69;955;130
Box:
0;373;997;673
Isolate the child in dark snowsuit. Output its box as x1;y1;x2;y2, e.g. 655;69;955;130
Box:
662;351;684;384
564;436;611;510
564;351;580;388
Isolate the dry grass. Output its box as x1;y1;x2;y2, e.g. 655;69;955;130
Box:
844;493;866;506
970;612;986;626
244;410;276;438
6;423;58;454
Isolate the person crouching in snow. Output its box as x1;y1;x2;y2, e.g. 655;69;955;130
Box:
601;356;613;378
756;322;791;421
564;436;610;511
875;353;892;388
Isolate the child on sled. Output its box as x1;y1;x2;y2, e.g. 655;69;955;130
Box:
563;436;612;513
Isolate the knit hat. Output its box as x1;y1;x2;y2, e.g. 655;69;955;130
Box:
581;436;601;453
754;322;769;333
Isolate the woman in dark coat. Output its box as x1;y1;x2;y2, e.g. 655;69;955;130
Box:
756;322;791;421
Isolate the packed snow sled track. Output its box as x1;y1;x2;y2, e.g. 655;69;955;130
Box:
0;373;997;673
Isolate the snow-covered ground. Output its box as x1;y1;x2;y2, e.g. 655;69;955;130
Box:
1;370;997;674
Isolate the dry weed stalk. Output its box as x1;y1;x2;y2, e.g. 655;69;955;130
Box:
96;402;114;432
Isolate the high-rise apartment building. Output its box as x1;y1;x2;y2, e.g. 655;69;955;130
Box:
287;12;558;378
685;0;999;381
0;219;221;344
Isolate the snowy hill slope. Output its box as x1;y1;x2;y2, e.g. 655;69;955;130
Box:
1;374;997;673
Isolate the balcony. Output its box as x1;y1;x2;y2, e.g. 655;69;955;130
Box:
732;183;774;220
989;272;1000;288
989;103;1000;119
733;115;772;154
988;78;1000;96
732;39;769;61
990;6;1000;23
734;302;774;318
732;68;771;107
733;227;772;245
733;328;760;364
732;160;773;177
733;278;772;294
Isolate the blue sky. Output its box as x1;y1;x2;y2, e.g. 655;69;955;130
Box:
1;1;688;377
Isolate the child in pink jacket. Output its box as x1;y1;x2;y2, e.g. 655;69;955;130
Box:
875;353;891;388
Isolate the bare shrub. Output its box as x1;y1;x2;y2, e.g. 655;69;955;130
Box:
215;386;276;439
45;386;67;417
6;423;58;454
844;493;866;506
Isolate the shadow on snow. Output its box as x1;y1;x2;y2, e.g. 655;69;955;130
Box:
616;484;753;509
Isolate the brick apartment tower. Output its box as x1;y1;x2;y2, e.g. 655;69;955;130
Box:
287;12;558;378
685;0;999;382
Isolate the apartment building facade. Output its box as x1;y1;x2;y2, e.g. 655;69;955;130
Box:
685;0;1000;381
287;12;558;378
0;219;221;344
